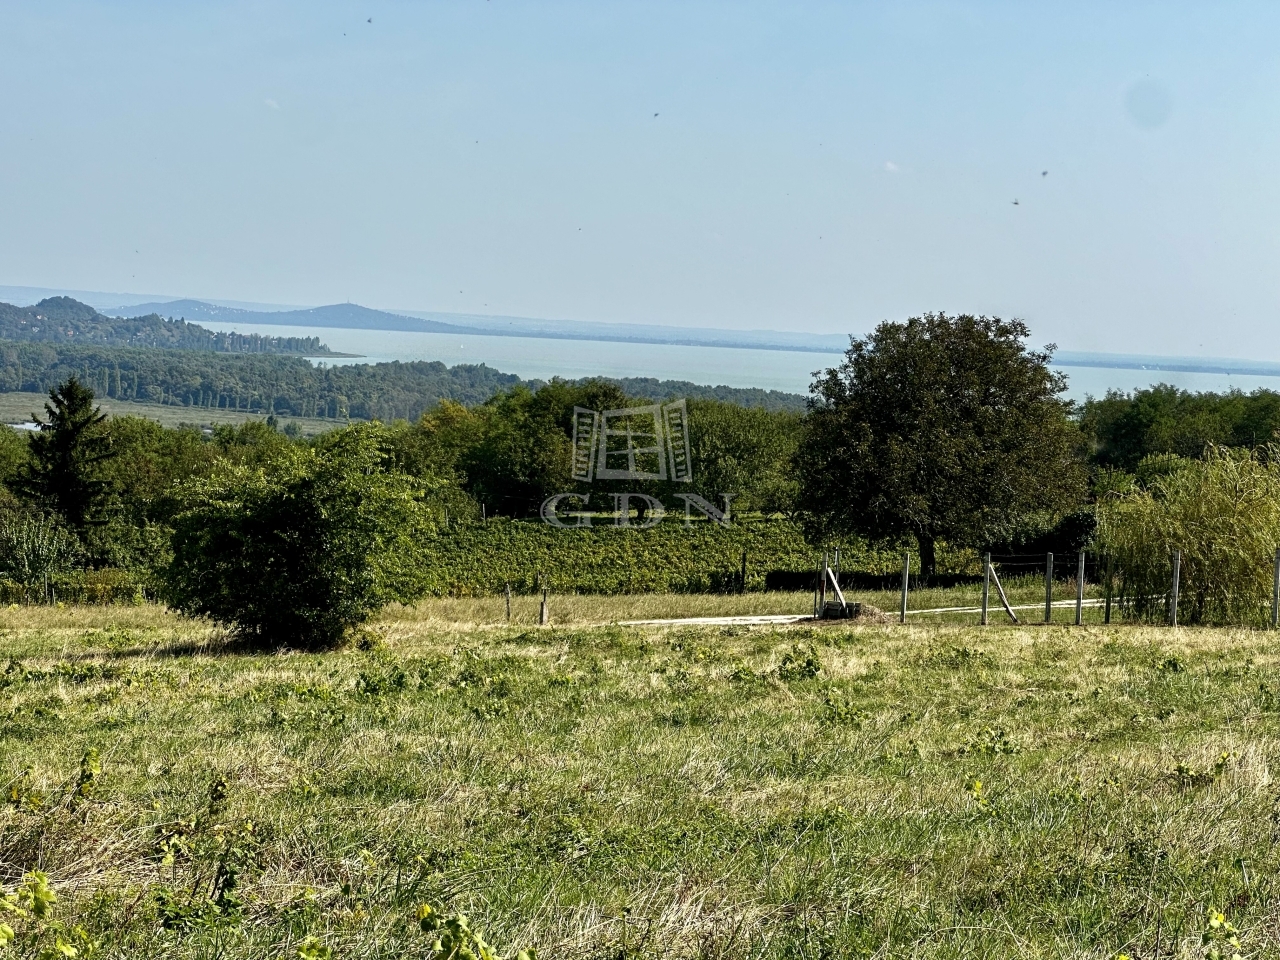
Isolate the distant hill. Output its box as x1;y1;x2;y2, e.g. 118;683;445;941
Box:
0;297;340;356
104;298;851;353
104;299;484;335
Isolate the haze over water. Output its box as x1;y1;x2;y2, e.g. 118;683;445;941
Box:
203;321;1280;403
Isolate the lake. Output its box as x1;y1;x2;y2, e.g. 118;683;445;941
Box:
201;321;1280;403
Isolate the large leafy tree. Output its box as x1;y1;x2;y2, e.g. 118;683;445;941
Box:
163;424;433;648
794;313;1086;575
18;377;116;529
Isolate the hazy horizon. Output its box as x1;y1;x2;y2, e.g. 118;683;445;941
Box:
4;3;1279;359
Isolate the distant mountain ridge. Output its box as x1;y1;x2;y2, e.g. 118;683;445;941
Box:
0;297;339;356
108;299;486;335
105;299;852;353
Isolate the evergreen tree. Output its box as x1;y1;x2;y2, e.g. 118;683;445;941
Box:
19;377;116;529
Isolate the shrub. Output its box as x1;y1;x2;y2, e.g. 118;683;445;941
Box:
163;424;433;648
1097;445;1280;625
0;512;82;598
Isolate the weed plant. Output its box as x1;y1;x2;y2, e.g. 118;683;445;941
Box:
1099;445;1280;625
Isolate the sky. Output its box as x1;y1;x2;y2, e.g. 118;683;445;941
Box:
1;1;1278;356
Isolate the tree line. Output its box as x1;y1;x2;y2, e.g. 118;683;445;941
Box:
1;311;1276;642
0;341;805;422
0;296;334;355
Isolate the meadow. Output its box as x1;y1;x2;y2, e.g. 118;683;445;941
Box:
1;596;1275;958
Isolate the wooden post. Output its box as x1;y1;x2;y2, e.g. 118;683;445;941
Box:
1170;549;1181;627
1272;548;1280;629
539;588;548;625
505;582;512;622
813;557;821;619
1044;552;1053;624
740;549;748;595
899;553;910;624
991;566;1019;624
981;553;990;626
1104;553;1114;625
1075;550;1085;626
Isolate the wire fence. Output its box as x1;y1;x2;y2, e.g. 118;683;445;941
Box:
803;547;1280;628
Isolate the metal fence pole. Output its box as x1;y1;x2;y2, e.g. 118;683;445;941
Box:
981;553;990;626
1104;553;1113;625
1170;549;1181;627
820;550;828;615
899;553;910;624
1272;548;1280;629
1044;552;1053;624
1075;550;1085;626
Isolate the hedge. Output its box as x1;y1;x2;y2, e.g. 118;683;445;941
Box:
0;569;147;605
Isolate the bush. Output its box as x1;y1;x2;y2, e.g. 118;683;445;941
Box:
0;511;82;598
163;425;433;648
1097;446;1280;625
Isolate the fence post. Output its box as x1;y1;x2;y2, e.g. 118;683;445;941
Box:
813;557;821;619
505;582;512;622
1170;549;1181;627
539;588;549;625
820;550;828;615
1272;548;1280;629
1075;550;1085;626
981;553;990;626
740;549;748;595
1044;552;1053;624
1105;553;1114;625
899;553;910;624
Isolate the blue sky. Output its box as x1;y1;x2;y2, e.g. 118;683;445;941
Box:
1;1;1278;355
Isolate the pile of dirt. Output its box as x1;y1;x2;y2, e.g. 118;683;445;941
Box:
819;601;895;624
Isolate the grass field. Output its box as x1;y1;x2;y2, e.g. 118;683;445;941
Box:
0;390;345;436
2;597;1274;958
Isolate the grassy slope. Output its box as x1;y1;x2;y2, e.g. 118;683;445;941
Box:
1;601;1276;958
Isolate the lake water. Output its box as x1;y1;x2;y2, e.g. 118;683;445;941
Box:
202;321;1280;403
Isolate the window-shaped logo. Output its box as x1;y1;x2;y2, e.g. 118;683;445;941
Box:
572;399;692;483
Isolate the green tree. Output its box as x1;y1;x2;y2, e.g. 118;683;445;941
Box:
163;424;432;648
455;380;630;517
17;377;115;530
1079;385;1280;470
684;399;801;515
794;313;1085;575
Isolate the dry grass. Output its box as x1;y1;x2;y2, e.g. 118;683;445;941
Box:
1;602;1274;958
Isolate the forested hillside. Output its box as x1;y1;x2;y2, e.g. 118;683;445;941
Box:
0;297;335;355
0;340;805;421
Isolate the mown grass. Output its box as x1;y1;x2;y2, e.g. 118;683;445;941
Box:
399;578;1107;628
2;600;1276;958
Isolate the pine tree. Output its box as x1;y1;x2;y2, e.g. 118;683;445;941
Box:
18;377;116;529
